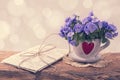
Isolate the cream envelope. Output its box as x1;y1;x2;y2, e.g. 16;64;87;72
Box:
1;45;68;73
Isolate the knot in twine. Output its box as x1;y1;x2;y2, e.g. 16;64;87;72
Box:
19;44;57;68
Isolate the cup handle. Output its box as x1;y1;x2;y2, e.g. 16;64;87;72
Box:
99;40;110;52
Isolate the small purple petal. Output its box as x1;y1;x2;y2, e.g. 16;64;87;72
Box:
89;11;94;16
84;22;98;34
82;17;92;24
65;17;71;22
59;32;65;37
69;40;77;46
84;26;90;35
108;24;117;32
74;23;83;33
101;21;108;28
113;32;118;37
98;22;103;29
62;26;71;33
67;31;74;37
105;32;113;39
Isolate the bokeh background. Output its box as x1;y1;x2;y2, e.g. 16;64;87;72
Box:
0;0;120;53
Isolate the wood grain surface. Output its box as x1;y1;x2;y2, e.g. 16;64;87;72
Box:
0;51;120;80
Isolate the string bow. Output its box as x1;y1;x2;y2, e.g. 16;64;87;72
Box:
19;44;56;67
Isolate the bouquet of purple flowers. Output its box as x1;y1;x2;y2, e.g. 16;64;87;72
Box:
59;12;118;46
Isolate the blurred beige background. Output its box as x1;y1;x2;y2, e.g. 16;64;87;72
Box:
0;0;120;53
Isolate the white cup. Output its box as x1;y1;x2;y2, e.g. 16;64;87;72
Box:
69;39;110;63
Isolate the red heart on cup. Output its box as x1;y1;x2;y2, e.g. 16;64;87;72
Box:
82;42;94;55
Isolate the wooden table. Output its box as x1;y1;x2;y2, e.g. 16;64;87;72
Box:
0;51;120;80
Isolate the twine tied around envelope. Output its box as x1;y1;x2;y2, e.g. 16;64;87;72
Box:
18;33;71;69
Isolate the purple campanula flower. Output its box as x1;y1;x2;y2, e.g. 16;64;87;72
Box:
65;15;77;26
113;32;118;37
92;17;100;24
74;23;83;33
82;17;92;24
65;17;72;26
105;32;113;39
70;15;78;23
59;26;71;37
89;12;100;25
67;36;73;43
67;30;74;42
62;26;71;34
71;14;77;20
65;17;71;23
59;29;66;38
59;32;65;37
108;24;117;32
65;21;71;27
84;25;90;35
84;22;98;35
89;11;94;16
69;40;77;46
82;12;95;24
101;21;108;29
67;31;74;37
88;23;98;33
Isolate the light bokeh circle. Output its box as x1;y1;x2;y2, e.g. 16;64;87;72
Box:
58;0;79;11
47;10;64;29
0;21;10;39
32;24;46;39
7;0;27;17
83;0;93;9
9;34;20;44
0;40;5;49
93;1;111;20
42;8;52;19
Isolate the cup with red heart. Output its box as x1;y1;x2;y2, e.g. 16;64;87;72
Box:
69;39;110;63
59;12;118;63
